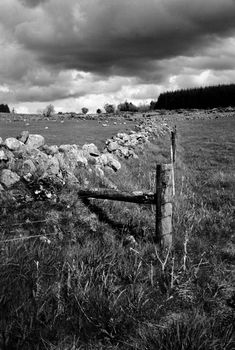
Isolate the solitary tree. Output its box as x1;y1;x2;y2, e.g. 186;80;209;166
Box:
104;104;115;114
96;108;102;114
82;107;89;114
43;104;55;118
0;104;10;113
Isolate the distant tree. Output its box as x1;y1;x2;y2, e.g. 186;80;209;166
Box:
150;100;157;110
43;104;55;117
138;103;150;113
117;101;138;112
96;108;102;114
82;107;89;114
0;104;10;113
104;103;115;114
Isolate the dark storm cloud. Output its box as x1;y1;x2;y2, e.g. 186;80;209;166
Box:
15;0;235;78
16;86;78;102
19;0;48;7
1;0;235;109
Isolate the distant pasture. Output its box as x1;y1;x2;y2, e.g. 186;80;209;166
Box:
0;119;136;149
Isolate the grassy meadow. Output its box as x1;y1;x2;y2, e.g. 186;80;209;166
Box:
0;118;136;148
0;115;234;349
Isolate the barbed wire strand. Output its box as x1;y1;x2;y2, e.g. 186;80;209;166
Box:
0;219;47;228
0;233;52;244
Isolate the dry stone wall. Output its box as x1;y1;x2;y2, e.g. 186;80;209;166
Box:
0;121;171;200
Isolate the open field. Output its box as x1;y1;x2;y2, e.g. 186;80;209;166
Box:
176;116;234;242
0;114;234;349
0;119;136;148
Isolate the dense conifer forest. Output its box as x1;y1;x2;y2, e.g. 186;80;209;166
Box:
151;84;235;109
0;104;10;113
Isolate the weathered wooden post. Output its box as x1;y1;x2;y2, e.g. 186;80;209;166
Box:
155;164;173;250
170;126;177;196
171;126;177;163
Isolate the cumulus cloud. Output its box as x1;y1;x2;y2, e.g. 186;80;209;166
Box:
0;0;235;111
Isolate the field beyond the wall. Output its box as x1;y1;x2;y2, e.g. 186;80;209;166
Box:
0;112;234;349
0;117;137;149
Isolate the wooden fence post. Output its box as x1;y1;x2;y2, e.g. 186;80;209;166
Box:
171;126;177;163
170;126;177;196
155;164;173;250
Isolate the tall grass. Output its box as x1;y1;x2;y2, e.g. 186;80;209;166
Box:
0;119;234;349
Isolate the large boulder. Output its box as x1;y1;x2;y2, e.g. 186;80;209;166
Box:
4;138;24;151
82;143;100;157
45;156;60;176
25;134;45;149
57;145;88;171
120;146;130;157
59;144;76;153
54;152;67;172
20;159;37;177
98;153;121;172
114;146;130;158
41;144;59;156
0;169;20;188
0;147;15;170
97;153;108;167
107;141;119;152
0;149;8;162
116;133;129;142
26;148;49;176
64;171;80;186
17;130;29;143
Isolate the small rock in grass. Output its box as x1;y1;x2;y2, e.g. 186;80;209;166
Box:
123;235;138;247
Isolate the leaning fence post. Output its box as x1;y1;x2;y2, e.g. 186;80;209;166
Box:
155;164;173;250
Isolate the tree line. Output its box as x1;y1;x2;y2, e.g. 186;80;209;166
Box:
3;84;235;116
150;84;235;110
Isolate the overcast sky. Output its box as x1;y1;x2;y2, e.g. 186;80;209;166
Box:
1;0;235;113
